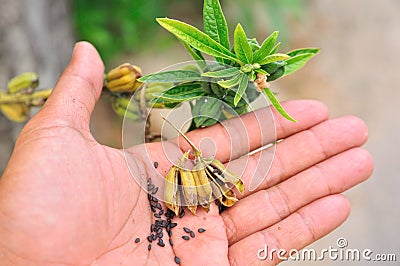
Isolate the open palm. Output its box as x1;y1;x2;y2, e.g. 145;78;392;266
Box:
0;43;373;266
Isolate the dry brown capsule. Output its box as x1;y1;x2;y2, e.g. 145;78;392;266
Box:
192;163;212;212
179;168;198;215
162;116;245;215
164;165;181;216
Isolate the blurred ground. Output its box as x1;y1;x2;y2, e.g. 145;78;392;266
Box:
280;1;400;265
1;0;399;264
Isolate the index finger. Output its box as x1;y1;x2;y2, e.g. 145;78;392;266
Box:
170;100;329;163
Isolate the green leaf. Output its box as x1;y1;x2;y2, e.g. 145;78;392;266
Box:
287;48;320;57
192;97;223;127
283;53;315;76
269;42;281;55
152;83;205;103
203;0;230;49
157;18;238;63
234;74;250;106
202;67;241;78
253;31;278;63
234;24;253;64
217;74;242;89
259;53;290;65
181;42;207;70
138;70;201;83
263;88;296;122
255;68;269;76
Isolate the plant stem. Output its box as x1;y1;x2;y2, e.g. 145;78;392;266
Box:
161;114;202;157
0;89;52;106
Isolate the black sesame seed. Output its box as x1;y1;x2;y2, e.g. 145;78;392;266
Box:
161;220;167;227
154;213;161;218
147;235;153;243
190;231;195;238
157;228;162;234
152;234;157;240
198;228;206;233
135;238;140;243
174;256;181;264
151;206;156;213
179;209;185;218
158;232;163;238
156;203;162;210
182;236;190;241
183;227;191;233
158;209;164;215
147;193;152;201
157;241;165;247
147;178;152;186
154;161;159;168
168;230;172;237
148;244;152;251
148;184;155;190
151;224;155;232
151;187;159;195
152;196;159;202
170;223;177;228
166;210;175;219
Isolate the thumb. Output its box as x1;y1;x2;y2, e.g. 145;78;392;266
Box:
37;41;104;130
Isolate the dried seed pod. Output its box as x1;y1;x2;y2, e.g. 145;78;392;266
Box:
205;159;244;193
179;168;198;215
164;165;181;216
192;163;212;211
161;116;245;214
208;175;238;207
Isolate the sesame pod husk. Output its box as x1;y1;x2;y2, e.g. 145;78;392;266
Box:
204;160;244;194
7;72;39;94
164;166;181;216
180;168;198;215
192;163;212;211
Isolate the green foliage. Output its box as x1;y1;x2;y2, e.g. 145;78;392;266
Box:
138;0;318;126
72;0;174;62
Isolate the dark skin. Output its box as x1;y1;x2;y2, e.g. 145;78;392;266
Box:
0;42;373;265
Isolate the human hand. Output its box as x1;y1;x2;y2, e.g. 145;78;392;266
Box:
0;42;373;265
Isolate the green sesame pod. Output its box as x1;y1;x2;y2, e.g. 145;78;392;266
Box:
261;60;286;75
210;82;226;98
192;97;223;127
267;66;285;82
245;82;261;103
